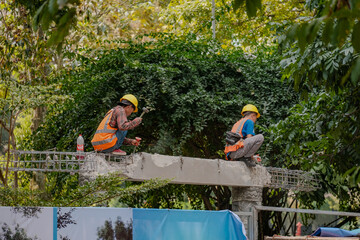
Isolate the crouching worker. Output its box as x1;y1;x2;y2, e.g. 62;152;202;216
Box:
91;94;142;155
224;104;264;167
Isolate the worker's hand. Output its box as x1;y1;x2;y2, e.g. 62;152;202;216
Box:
134;117;142;123
252;154;261;163
133;137;141;146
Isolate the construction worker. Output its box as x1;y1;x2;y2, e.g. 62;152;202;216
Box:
224;104;264;167
91;94;142;155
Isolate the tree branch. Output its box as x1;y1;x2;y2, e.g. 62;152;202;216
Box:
0;120;9;133
0;169;6;186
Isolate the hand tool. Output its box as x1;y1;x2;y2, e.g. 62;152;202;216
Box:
139;107;149;118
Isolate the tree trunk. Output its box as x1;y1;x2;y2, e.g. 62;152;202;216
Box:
31;106;46;132
10;131;18;188
0;169;6;186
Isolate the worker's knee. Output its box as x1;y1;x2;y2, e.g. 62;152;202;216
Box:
256;134;264;143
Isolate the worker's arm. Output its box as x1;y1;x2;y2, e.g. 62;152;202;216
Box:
243;120;255;139
123;138;139;145
113;107;142;130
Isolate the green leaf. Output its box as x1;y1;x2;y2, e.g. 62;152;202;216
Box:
253;0;262;11
33;1;47;29
336;18;350;47
306;19;321;44
49;0;58;15
287;24;299;40
297;23;309;52
340;67;352;86
245;0;260;18
331;20;340;46
322;19;333;45
233;0;245;12
350;57;360;85
352;21;360;52
349;0;360;9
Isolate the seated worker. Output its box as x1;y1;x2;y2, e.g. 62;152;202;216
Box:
224;104;264;167
91;94;142;155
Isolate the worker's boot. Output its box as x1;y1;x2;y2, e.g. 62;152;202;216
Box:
236;157;256;167
112;149;127;155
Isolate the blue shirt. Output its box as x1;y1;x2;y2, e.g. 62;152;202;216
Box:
241;119;255;139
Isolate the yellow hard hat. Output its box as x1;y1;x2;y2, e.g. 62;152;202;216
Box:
120;94;138;112
241;104;260;118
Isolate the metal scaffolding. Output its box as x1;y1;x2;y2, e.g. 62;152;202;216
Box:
1;151;320;192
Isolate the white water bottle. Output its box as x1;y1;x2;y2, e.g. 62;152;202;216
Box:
77;134;84;159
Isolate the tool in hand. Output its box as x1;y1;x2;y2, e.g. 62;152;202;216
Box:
139;107;149;118
133;137;142;153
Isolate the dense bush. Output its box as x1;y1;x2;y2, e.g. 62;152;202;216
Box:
31;35;298;158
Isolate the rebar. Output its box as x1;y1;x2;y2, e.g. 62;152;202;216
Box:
265;167;320;192
0;151;127;173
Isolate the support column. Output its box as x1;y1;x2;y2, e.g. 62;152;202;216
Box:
232;186;263;240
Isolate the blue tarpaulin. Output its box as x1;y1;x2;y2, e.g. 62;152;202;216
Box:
133;209;247;240
312;227;360;237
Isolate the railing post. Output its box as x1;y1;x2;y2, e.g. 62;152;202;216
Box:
253;206;258;240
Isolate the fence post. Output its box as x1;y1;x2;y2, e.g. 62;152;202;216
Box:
253;206;258;240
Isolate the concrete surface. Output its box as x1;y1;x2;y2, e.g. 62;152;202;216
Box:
81;152;271;187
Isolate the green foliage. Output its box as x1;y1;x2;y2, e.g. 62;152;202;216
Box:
233;0;262;18
281;39;358;93
0;172;168;207
268;90;360;211
0;0;69;185
31;35;297;159
31;0;80;50
286;0;360;52
279;2;360;189
20;0;308;52
162;0;307;48
118;184;188;209
282;0;360;89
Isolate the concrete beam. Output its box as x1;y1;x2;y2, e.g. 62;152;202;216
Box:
82;152;271;187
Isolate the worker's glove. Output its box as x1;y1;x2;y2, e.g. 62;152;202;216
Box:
252;154;261;163
132;137;142;146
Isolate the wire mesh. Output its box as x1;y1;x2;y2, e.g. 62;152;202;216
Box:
265;167;320;192
0;151;128;173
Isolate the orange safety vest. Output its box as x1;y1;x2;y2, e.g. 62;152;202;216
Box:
91;109;118;151
224;118;248;160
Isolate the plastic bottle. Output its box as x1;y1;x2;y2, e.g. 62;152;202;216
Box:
77;134;84;159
